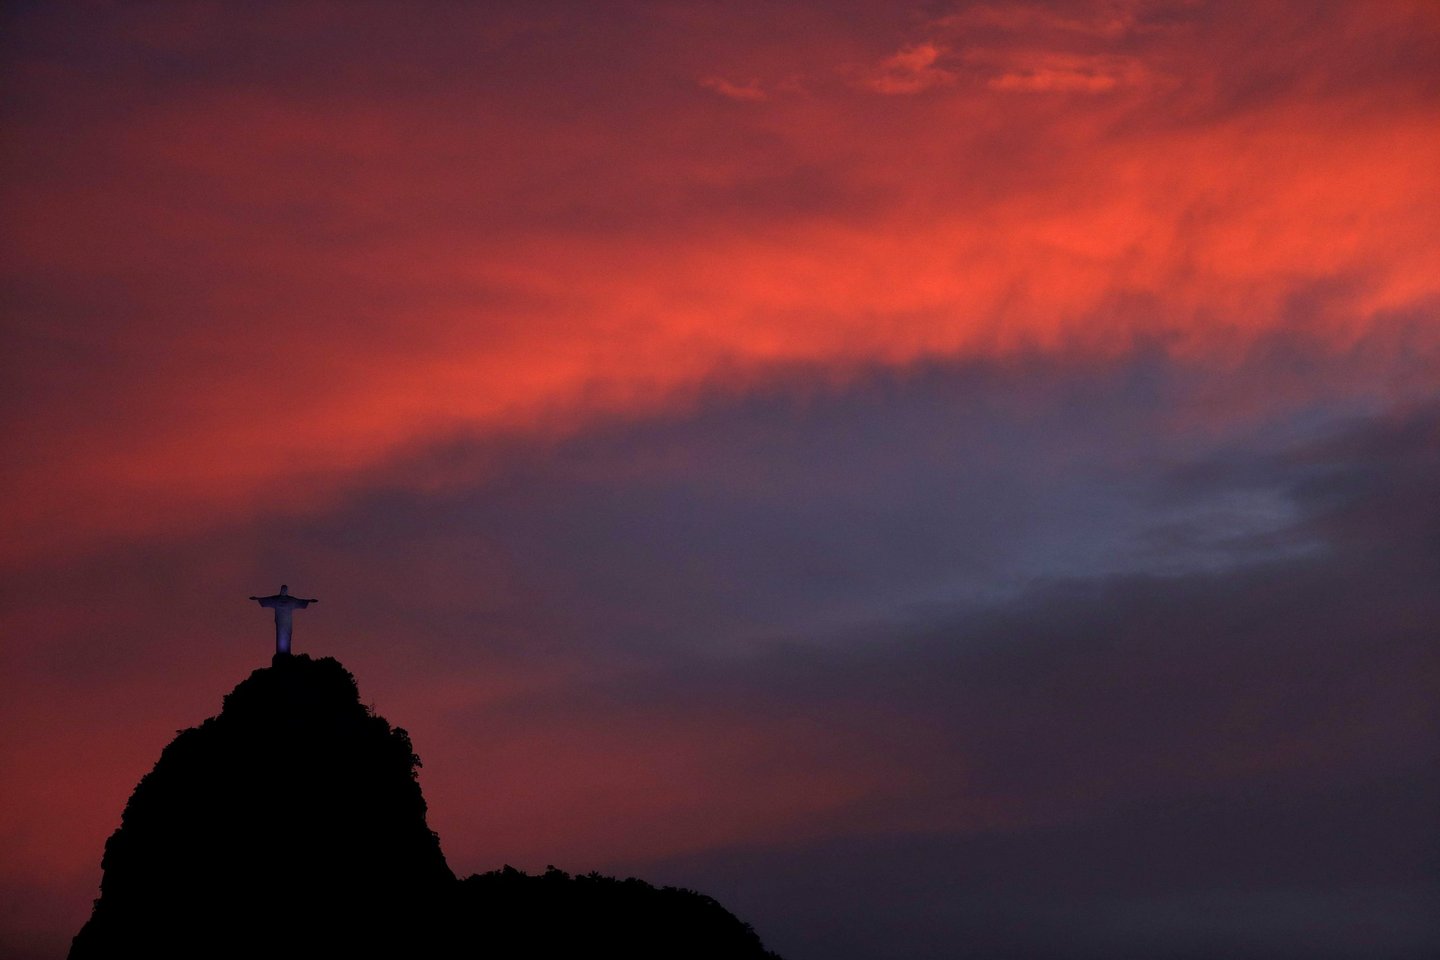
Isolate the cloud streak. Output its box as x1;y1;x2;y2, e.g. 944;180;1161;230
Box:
2;1;1437;567
858;42;957;94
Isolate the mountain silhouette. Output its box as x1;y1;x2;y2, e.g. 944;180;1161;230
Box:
69;654;781;960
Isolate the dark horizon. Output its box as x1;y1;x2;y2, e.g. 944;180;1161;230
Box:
3;2;1439;958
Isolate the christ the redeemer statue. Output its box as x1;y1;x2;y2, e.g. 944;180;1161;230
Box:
249;584;318;656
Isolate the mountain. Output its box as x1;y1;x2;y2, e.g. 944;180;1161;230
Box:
69;654;781;960
453;865;781;958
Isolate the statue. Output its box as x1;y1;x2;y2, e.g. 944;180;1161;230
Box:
249;584;318;657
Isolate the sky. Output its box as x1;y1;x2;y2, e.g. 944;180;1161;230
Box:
1;1;1437;957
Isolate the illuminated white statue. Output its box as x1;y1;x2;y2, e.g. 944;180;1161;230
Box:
249;584;318;656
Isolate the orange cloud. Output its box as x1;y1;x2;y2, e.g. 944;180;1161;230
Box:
1;1;1437;568
981;51;1151;92
858;42;957;94
700;75;768;101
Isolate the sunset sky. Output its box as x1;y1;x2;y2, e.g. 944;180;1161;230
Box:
2;2;1438;957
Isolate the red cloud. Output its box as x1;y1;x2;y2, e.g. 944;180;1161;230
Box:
981;51;1152;92
1;1;1437;566
700;75;768;101
859;42;957;94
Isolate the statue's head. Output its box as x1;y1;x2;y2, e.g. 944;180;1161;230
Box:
280;584;289;594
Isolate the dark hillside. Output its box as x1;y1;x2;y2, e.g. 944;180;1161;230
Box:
70;654;781;960
456;865;782;959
